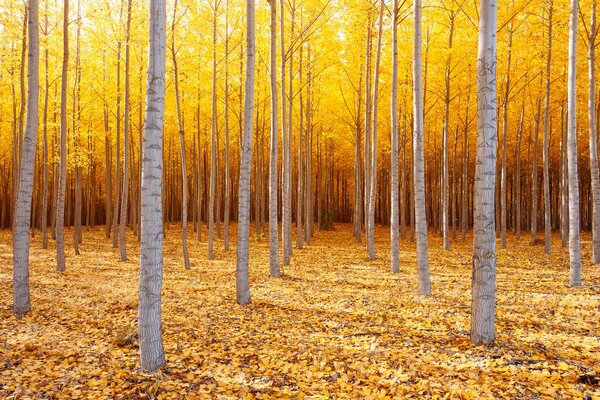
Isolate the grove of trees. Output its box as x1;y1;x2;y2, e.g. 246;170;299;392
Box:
3;0;598;375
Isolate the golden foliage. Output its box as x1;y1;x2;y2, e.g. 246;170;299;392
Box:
1;225;599;399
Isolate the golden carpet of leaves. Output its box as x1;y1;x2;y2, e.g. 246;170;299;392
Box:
1;224;599;399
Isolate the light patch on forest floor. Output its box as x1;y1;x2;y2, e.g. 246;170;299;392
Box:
0;224;599;399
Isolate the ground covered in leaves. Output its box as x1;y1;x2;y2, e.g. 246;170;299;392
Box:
1;224;599;399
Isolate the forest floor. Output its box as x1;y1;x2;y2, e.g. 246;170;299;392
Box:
0;224;599;399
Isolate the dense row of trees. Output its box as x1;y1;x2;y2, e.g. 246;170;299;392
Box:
4;0;596;370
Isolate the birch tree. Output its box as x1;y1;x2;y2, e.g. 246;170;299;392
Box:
56;0;69;272
268;0;280;277
585;1;600;263
366;0;384;261
237;0;256;304
120;0;133;261
567;0;582;285
138;0;167;372
542;0;553;254
413;0;431;295
171;0;190;269
471;0;498;344
13;0;39;315
390;0;400;273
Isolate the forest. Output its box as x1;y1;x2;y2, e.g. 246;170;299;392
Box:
1;0;599;398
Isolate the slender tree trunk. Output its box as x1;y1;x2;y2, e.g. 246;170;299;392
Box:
208;0;218;260
56;0;69;272
268;0;280;277
224;0;231;251
364;18;372;240
139;0;167;372
531;98;541;244
588;1;600;263
413;0;431;295
567;0;582;286
461;74;471;241
390;0;400;273
13;0;39;315
515;104;525;240
501;25;513;249
237;0;256;304
41;2;49;249
353;62;363;243
280;0;290;265
119;0;132;261
171;0;190;269
442;15;455;251
471;0;498;345
297;42;304;250
113;3;123;248
543;0;553;254
367;0;384;261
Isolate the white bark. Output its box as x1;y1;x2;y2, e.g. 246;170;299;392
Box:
567;0;582;286
139;0;166;372
56;0;69;272
237;0;256;304
367;0;384;261
269;0;280;277
390;0;400;273
588;2;600;264
413;0;431;295
471;0;498;345
208;0;218;260
120;0;132;261
13;0;39;315
171;0;189;269
543;0;553;255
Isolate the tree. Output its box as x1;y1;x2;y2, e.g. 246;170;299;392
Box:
13;0;39;315
390;0;400;273
138;0;167;372
413;0;431;296
471;0;498;345
236;0;256;304
268;0;281;277
542;0;553;255
585;1;600;263
366;0;384;261
567;0;582;286
208;0;219;260
120;0;133;261
171;0;190;269
56;0;69;272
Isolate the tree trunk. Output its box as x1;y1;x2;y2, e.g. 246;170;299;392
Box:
471;0;498;345
139;0;167;372
531;98;541;244
567;0;582;286
413;0;431;295
367;0;384;261
171;0;190;269
515;104;525;240
501;25;513;249
588;1;600;263
442;14;455;251
543;0;553;255
13;0;39;315
41;2;49;249
56;0;69;272
237;0;256;304
224;0;231;251
119;0;132;261
390;0;400;273
268;0;280;277
208;0;218;260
